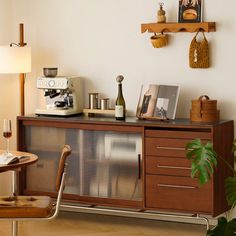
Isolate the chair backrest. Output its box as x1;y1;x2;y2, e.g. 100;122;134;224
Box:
55;145;71;192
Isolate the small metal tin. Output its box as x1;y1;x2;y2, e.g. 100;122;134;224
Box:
100;98;109;110
89;93;99;109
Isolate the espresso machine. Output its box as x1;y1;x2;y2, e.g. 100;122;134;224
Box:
35;76;83;116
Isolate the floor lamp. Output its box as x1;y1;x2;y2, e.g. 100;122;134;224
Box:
0;25;31;236
0;24;31;116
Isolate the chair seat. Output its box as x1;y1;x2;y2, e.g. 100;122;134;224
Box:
0;196;54;218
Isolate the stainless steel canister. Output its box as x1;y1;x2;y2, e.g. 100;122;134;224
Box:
89;93;99;109
100;98;109;110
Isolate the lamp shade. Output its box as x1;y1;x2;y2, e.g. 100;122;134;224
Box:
0;46;31;74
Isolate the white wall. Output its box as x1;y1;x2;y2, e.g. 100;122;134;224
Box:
10;0;236;121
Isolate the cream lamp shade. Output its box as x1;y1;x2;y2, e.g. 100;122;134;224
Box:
0;46;31;73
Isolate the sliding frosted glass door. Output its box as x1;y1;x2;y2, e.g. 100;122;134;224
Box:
79;130;142;201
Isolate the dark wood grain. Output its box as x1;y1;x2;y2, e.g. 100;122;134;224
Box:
146;156;191;177
146;175;212;214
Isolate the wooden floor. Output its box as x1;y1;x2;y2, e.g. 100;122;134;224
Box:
0;211;206;236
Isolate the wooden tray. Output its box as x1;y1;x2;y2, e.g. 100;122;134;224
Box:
83;108;115;117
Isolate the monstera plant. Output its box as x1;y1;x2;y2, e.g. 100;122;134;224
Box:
186;139;236;236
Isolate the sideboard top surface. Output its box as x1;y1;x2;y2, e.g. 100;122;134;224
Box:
17;114;233;129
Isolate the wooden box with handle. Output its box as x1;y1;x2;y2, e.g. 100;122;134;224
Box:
190;95;220;122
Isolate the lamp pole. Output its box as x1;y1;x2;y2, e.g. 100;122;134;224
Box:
19;23;26;116
12;24;28;236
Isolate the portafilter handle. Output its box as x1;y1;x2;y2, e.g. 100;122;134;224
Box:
44;89;60;98
50;92;60;99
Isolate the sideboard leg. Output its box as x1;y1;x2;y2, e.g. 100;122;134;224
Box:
196;214;210;230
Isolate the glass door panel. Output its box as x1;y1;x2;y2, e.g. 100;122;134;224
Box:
24;125;142;202
24;126;80;193
80;131;142;201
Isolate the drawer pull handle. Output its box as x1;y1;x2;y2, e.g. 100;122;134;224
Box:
157;184;197;189
156;146;185;151
157;165;191;170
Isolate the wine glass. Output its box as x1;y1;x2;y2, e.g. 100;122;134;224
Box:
3;119;13;157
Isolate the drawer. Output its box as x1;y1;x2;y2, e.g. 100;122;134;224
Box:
145;175;212;213
145;137;187;157
146;156;191;177
145;129;211;139
145;137;210;157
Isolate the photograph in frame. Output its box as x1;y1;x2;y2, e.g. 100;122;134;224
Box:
136;85;180;120
138;84;159;118
178;0;202;23
153;85;180;120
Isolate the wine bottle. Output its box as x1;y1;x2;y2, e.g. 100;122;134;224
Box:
115;75;126;120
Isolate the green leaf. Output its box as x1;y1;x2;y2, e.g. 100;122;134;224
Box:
207;217;236;236
232;140;236;164
185;139;217;185
225;177;236;207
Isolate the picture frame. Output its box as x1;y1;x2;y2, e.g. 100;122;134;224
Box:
178;0;202;23
136;84;180;120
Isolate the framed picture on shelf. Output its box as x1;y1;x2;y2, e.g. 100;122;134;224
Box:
136;84;180;120
178;0;202;23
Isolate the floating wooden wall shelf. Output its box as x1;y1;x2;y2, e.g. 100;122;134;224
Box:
141;22;216;33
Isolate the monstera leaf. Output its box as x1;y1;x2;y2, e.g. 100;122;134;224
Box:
232;140;236;163
207;217;236;236
225;176;236;208
186;139;217;185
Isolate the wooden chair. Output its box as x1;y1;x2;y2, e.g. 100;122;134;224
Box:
0;144;71;236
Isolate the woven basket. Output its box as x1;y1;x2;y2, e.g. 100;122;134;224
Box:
189;31;209;68
190;95;219;122
191;110;220;122
150;33;168;48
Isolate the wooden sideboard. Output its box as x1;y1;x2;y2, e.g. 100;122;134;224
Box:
17;115;234;217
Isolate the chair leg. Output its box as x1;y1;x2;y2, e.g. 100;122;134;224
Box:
12;221;18;236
